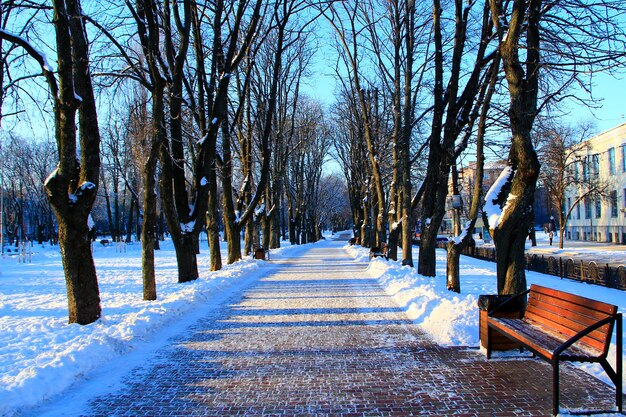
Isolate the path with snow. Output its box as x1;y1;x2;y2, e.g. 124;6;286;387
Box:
32;239;617;416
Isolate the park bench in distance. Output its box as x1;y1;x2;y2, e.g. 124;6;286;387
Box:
486;284;622;416
252;244;269;260
369;243;388;260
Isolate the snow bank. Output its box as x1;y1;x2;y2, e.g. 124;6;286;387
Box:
0;239;305;416
346;243;626;391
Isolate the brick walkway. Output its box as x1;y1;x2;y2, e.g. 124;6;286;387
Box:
83;241;618;417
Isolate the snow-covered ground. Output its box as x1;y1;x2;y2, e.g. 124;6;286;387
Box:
0;237;309;416
0;231;624;416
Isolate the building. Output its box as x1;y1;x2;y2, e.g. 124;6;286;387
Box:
456;160;507;238
456;159;552;235
565;122;626;243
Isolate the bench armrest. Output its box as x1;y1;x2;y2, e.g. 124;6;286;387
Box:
554;314;617;357
487;289;530;316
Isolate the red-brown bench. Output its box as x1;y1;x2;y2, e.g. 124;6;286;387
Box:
369;243;389;260
487;284;622;416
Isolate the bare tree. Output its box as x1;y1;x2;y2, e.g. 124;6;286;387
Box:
1;0;104;324
324;1;387;248
536;120;610;248
415;0;496;276
485;0;626;295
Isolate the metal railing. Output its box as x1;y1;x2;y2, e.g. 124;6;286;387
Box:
438;242;626;291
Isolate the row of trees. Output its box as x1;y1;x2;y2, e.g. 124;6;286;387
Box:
0;0;351;324
1;0;624;324
324;0;625;296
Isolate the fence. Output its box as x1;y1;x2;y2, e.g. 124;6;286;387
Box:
438;242;626;291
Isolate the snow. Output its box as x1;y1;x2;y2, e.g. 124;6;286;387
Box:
211;117;218;125
1;231;624;416
200;177;208;186
0;29;55;73
254;203;265;217
0;238;301;416
196;134;208;145
43;168;59;188
345;234;626;395
79;181;95;191
453;221;471;244
87;214;95;230
483;165;513;229
180;221;195;233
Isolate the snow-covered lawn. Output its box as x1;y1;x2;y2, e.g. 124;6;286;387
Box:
0;232;623;416
0;238;308;416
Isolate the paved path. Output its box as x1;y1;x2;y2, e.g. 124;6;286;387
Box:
80;240;616;416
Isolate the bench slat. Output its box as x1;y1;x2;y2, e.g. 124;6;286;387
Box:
524;311;609;353
489;318;603;360
526;285;615;353
529;284;617;315
529;290;615;322
526;298;612;351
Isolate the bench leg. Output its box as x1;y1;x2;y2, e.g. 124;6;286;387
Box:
486;325;492;359
552;360;560;417
618;313;623;413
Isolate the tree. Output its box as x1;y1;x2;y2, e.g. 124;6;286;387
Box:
485;0;626;295
1;0;104;324
324;0;387;248
415;0;496;276
536;120;610;248
446;55;501;293
330;91;369;242
362;0;430;265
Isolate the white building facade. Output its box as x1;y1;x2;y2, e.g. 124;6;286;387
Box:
565;122;626;243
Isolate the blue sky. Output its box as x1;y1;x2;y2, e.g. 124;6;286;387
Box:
302;64;625;137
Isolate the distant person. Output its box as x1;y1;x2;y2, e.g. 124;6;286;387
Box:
548;230;553;246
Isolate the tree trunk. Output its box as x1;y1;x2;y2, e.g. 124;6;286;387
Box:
387;225;399;260
417;232;437;276
489;0;541;296
172;234;199;282
55;217;100;323
206;166;222;271
446;241;461;293
41;0;103;324
141;155;158;301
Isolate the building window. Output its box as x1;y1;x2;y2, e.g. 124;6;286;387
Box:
611;190;618;217
585;198;591;219
592;154;600;178
576;201;580;220
609;147;616;175
567;197;571;219
595;198;601;218
622;146;626;172
583;159;588;181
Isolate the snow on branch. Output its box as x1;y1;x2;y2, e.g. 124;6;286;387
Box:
453;221;472;245
0;28;58;97
483;165;514;230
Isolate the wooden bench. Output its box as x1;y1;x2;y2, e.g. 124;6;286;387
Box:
369;243;389;260
252;244;269;260
487;284;622;416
